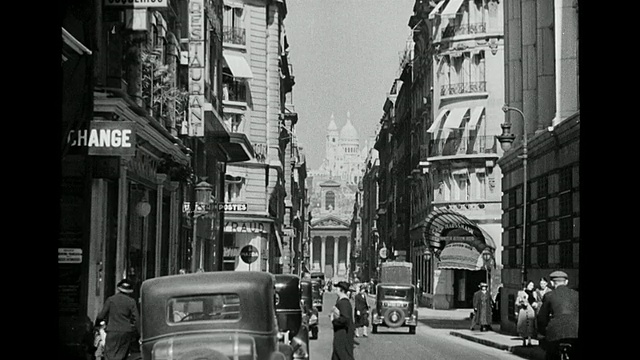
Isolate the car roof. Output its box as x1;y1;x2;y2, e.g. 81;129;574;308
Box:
140;271;277;339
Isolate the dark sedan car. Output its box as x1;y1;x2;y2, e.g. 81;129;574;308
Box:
140;271;292;360
371;283;418;334
274;274;310;359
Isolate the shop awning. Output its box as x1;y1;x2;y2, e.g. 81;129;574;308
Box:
427;109;450;133
441;0;465;18
442;107;469;129
423;207;496;250
428;0;447;19
438;242;485;270
223;52;253;79
467;106;485;129
62;27;92;63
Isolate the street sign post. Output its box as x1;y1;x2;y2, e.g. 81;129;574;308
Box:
240;244;259;271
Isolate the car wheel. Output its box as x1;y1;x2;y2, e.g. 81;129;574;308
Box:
409;326;416;334
372;325;378;334
317;306;322;312
311;326;318;340
383;308;406;328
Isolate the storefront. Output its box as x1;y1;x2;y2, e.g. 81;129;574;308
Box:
413;207;498;309
222;217;282;272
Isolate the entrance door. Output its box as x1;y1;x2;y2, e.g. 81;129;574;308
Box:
453;269;487;308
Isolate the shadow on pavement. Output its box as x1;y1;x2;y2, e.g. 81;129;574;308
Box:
418;317;476;330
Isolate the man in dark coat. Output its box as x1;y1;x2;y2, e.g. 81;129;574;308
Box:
96;279;140;360
353;285;370;337
537;271;579;360
471;282;493;331
331;281;354;360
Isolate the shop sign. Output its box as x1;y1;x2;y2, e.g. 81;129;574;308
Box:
240;244;259;264
67;121;136;156
224;221;268;233
218;203;248;212
188;0;205;137
58;248;83;264
104;0;168;8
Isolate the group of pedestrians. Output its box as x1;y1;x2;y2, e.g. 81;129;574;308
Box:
328;280;374;360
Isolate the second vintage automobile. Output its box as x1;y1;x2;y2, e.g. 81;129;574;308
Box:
310;279;323;312
371;283;418;334
300;279;319;340
274;274;310;359
140;271;293;360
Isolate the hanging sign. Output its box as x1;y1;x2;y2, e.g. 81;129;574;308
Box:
188;0;205;137
67;121;137;156
240;245;259;264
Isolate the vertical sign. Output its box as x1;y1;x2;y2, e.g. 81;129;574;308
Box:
188;0;205;137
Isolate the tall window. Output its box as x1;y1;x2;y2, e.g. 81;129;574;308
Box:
223;5;243;28
325;191;335;210
224;114;244;133
225;175;244;202
476;172;486;200
455;175;470;201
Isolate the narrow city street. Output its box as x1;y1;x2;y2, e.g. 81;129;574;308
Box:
310;292;524;360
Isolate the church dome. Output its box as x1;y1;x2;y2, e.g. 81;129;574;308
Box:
340;112;359;141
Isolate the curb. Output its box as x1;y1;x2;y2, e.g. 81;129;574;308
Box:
449;331;545;360
449;331;514;352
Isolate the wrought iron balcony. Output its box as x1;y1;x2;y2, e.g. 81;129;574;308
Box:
429;135;497;158
442;22;487;39
223;26;246;46
440;81;486;96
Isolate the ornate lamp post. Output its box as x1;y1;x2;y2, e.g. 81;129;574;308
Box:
496;105;528;285
192;180;213;273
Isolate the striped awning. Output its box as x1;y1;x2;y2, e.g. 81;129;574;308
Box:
467;106;485;129
427;109;450;133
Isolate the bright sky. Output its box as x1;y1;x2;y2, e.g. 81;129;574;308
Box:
285;0;417;170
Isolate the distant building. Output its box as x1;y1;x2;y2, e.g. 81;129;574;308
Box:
306;113;369;281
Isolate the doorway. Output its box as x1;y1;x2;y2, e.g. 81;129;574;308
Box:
453;269;487;308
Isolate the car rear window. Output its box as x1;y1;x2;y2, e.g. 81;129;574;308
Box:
381;289;408;299
169;294;240;323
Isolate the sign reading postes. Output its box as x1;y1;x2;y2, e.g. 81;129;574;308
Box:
104;0;168;8
218;203;248;212
379;247;388;259
67;121;137;156
239;245;259;264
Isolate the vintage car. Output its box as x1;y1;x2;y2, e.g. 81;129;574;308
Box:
274;274;310;359
310;279;323;312
310;272;325;289
371;283;418;334
140;271;292;360
300;280;319;340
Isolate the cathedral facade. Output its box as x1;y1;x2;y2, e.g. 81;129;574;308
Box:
306;113;369;281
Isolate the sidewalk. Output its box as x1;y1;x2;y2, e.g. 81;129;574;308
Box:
366;294;545;360
417;307;546;360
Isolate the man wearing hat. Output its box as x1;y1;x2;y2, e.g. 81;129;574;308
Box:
330;281;355;360
537;271;579;360
96;279;140;360
471;282;493;331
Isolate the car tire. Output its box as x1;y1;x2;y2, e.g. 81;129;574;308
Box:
317;306;323;312
409;326;416;334
310;326;318;340
383;308;406;328
372;325;378;334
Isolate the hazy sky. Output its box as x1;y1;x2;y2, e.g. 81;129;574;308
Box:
285;0;417;170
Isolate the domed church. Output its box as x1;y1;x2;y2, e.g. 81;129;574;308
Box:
306;112;370;281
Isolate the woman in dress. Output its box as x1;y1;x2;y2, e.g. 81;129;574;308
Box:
516;280;537;346
330;281;355;360
354;285;370;337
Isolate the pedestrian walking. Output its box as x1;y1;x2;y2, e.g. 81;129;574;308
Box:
492;285;503;323
516;280;537;347
354;285;370;337
96;279;140;360
537;271;579;360
330;281;355;360
470;282;493;331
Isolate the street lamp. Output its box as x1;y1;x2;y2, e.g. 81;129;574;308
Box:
192;180;213;273
497;105;528;285
482;249;492;289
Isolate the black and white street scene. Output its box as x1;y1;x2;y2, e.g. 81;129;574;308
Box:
60;1;580;359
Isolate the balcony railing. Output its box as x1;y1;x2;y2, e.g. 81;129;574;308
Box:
442;22;486;38
223;26;246;46
429;135;497;158
440;81;486;96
